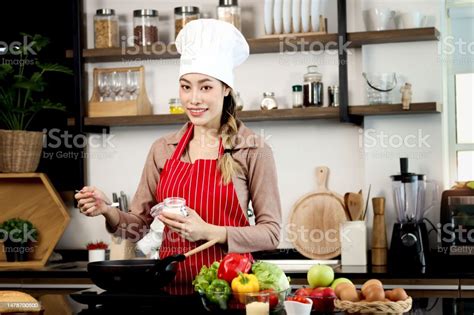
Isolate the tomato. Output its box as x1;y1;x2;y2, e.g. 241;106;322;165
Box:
295;287;313;296
286;296;310;304
259;289;279;309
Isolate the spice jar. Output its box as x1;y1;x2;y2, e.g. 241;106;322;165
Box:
217;0;242;31
94;9;119;48
133;9;159;46
292;85;303;108
303;65;323;107
169;98;184;114
175;6;200;39
261;92;278;110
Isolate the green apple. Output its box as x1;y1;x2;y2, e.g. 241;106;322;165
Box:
330;277;353;290
307;264;334;288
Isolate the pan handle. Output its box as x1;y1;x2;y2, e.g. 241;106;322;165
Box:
184;238;220;258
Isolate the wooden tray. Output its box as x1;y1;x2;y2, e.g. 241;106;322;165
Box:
288;167;348;259
88;66;153;117
0;173;70;268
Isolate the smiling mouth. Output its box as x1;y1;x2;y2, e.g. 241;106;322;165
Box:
187;108;208;113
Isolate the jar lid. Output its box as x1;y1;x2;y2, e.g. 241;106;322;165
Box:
174;6;200;15
169;98;181;104
219;0;239;6
96;8;115;16
134;9;159;17
292;85;302;92
305;65;322;81
263;92;275;97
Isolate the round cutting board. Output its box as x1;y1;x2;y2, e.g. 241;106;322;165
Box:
288;166;348;259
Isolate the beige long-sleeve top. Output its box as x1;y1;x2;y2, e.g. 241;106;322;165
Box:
107;121;282;253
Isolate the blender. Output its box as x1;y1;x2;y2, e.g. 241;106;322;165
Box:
389;158;430;268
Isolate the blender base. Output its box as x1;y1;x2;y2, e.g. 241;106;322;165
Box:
389;222;429;268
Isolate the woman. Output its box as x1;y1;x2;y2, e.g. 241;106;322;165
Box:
75;19;282;293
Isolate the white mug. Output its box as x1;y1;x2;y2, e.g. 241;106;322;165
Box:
363;8;396;31
397;12;427;29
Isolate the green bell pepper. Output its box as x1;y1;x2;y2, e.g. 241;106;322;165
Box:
205;279;231;309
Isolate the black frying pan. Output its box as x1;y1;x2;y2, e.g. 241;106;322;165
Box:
88;238;219;292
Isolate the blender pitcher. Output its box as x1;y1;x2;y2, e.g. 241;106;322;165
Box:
391;158;418;222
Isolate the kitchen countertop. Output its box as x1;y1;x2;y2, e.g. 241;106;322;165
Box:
30;289;474;314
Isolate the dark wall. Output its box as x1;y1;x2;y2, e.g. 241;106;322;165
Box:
1;0;82;191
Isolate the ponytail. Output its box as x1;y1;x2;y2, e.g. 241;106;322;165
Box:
218;90;242;184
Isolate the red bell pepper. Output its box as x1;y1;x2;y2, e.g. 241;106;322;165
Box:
217;253;252;283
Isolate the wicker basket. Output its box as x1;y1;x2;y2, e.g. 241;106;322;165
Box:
334;297;412;314
0;130;44;172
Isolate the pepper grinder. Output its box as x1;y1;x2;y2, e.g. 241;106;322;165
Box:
371;197;387;266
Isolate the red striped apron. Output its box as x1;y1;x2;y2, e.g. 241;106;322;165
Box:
157;123;251;294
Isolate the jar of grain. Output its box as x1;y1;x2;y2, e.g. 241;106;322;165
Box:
174;6;200;39
217;0;241;31
94;9;119;48
133;9;159;46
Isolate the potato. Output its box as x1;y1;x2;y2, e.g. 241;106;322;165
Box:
335;283;355;298
361;279;383;294
340;286;360;302
390;288;408;301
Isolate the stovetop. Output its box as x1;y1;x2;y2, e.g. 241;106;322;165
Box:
69;287;236;314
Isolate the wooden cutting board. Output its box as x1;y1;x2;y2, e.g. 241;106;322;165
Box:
288;167;348;259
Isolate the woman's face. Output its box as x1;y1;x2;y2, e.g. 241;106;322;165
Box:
179;73;230;130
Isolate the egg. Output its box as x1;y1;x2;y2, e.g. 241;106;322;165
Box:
385;290;393;301
361;279;383;294
364;285;385;302
339;285;360;302
390;288;408;301
335;283;355;298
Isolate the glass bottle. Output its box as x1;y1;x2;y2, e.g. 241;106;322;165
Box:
133;9;159;46
94;9;119;48
292;85;303;108
169;98;184;114
303;65;323;107
261;92;278;110
174;6;200;39
217;0;242;31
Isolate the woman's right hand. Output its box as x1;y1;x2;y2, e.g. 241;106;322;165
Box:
74;186;112;217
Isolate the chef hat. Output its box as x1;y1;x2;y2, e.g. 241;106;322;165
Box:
175;19;249;89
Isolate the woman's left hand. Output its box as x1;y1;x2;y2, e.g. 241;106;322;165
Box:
158;208;209;242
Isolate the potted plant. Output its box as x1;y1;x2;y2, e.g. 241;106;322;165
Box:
86;241;109;262
0;218;39;262
0;33;72;172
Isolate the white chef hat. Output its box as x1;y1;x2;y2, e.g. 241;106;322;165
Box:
175;19;249;89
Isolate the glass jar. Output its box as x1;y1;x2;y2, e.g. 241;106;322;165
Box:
292;85;303;108
217;0;242;31
261;92;278;110
94;9;119;48
303;65;323;107
133;9;159;46
175;6;200;39
169;98;184;114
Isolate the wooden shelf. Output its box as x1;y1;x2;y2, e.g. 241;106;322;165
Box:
349;102;442;116
67;103;440;127
65;28;439;62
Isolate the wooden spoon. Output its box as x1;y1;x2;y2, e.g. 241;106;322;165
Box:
344;192;353;221
347;192;364;221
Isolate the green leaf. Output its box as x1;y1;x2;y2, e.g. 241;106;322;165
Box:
37;63;73;75
0;64;14;80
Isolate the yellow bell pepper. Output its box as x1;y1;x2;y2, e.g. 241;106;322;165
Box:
231;273;260;304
